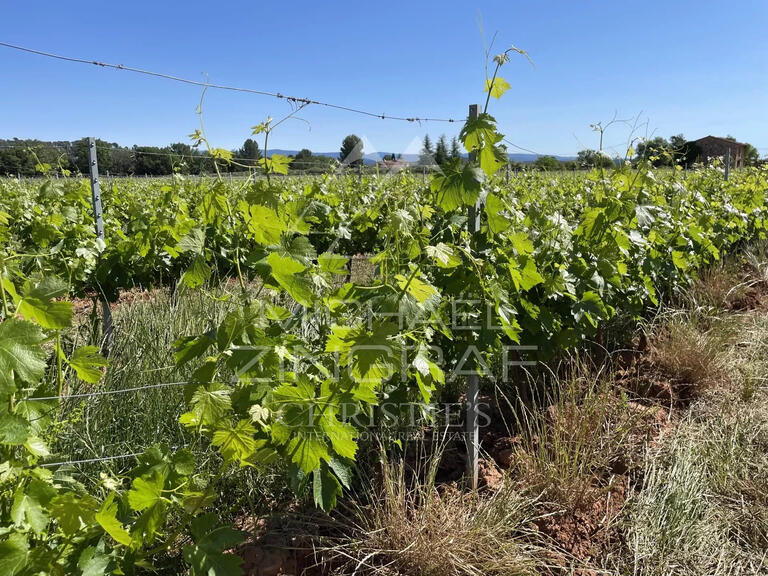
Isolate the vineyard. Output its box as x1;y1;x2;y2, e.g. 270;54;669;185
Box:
2;65;768;574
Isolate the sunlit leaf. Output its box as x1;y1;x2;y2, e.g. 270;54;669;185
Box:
68;346;108;383
485;76;511;99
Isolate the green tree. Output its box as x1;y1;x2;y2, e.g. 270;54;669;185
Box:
292;149;328;172
449;136;462;161
109;147;135;175
0;139;77;176
669;134;687;152
635;137;673;167
744;143;760;166
133;146;171;175
293;148;312;170
577;149;614;169
434;135;449;166
668;134;696;166
236;138;262;165
533;155;561;171
164;142;196;174
419;134;434;166
339;135;363;166
0;146;27;175
71;138;114;175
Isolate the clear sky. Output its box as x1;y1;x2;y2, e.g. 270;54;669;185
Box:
2;1;767;157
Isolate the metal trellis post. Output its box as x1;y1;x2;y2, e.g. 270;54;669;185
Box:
466;103;481;490
88;137;113;352
725;148;731;181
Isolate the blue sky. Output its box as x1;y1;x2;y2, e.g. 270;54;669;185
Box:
2;1;767;157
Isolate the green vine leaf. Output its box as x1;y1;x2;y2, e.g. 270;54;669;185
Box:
241;204;285;245
49;492;99;536
181;255;212;288
183;513;245;576
326;322;399;385
0;533;29;576
78;545;111;576
0;319;47;394
128;472;165;512
266;252;313;307
68;346;108;383
211;420;257;465
180;383;232;429
430;160;484;211
508;258;544;292
426;243;461;268
318;252;349;275
258;155;292;176
285;433;330;474
395;273;439;304
313;463;342;511
16;297;72;330
174;332;216;366
209;148;233;163
95;493;132;547
485;76;511;99
178;227;206;254
11;479;56;535
0;413;32;445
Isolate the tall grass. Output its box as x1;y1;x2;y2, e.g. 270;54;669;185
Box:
54;288;227;465
627;404;768;575
626;312;768;575
328;444;547;576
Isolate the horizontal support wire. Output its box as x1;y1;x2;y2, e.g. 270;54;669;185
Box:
26;381;190;402
37;444;184;468
502;137;542;156
98;146;219;160
38;452;145;468
0;41;456;124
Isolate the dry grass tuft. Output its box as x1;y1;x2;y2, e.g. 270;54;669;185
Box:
689;263;742;310
687;243;768;313
505;366;651;509
626;395;768;576
327;454;546;576
648;319;730;399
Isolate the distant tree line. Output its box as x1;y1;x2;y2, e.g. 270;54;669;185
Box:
0;138;264;176
0;135;362;176
419;134;462;166
416;132;617;171
2;132;760;177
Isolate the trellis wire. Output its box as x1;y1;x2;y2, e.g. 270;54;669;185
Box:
0;41;457;124
26;381;190;402
38;452;145;468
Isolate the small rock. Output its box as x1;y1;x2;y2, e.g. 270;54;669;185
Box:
478;458;504;490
